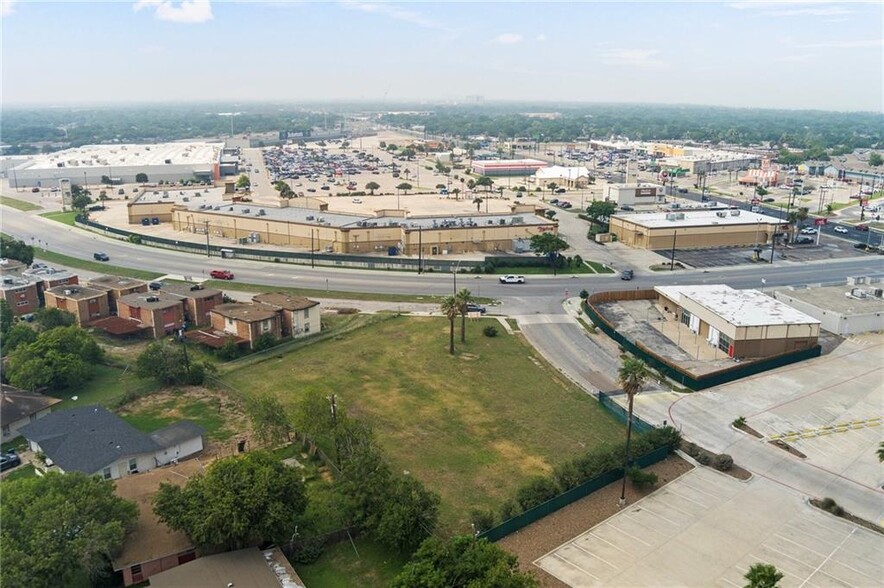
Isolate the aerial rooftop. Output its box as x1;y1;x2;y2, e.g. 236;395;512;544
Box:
13;142;223;171
774;284;884;315
614;208;781;228
655;285;820;327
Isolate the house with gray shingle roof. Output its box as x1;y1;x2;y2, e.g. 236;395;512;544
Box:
20;406;204;480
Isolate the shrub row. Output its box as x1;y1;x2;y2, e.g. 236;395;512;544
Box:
471;427;681;531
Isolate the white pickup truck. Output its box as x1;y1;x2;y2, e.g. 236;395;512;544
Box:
499;275;526;284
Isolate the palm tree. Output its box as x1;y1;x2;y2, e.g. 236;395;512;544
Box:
440;296;459;355
744;563;783;588
618;356;650;506
877;441;884;463
455;288;474;344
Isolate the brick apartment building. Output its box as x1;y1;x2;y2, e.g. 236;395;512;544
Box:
117;292;185;339
44;285;110;327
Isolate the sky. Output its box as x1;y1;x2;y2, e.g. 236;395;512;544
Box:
1;1;882;112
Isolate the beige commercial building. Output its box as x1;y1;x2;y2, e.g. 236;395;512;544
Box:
604;183;663;207
655;285;820;359
170;202;556;255
610;209;782;249
44;285;110;326
773;282;884;336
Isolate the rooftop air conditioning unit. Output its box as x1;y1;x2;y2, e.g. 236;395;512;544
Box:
730;209;741;216
850;288;867;298
676;213;685;220
242;208;250;213
665;213;677;221
258;209;265;216
146;296;159;303
64;289;72;295
716;211;727;218
873;289;883;298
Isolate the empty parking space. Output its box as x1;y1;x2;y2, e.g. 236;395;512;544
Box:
535;468;884;587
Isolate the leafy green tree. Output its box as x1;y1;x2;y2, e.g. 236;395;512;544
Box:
374;475;440;553
0;235;35;265
135;172;149;183
71;192;92;212
877;441;884;463
236;174;251;189
392;535;538;588
476;175;494;191
755;186;769;196
379;141;387;149
6;326;103;390
0;472;137;588
3;323;38;353
586;200;617;224
473;196;483;211
529;233;569;275
153;451;307;550
100;175;111;185
247;393;292;446
135;340;212;386
35;307;76;331
396;182;413;194
440;296;459;355
253;332;278;351
869;152;883;167
292;389;336;442
618;357;650;504
744;563;783;588
0;299;13;339
365;181;380;195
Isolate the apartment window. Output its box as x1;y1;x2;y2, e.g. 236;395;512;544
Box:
16;301;28;307
680;310;692;327
260;319;271;333
226;317;234;328
303;308;310;320
718;333;733;354
304;321;310;333
128;458;138;474
102;467;112;480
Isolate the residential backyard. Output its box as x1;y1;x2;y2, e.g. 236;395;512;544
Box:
223;315;624;534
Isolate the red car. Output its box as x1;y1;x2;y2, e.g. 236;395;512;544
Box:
210;270;235;280
856;224;870;232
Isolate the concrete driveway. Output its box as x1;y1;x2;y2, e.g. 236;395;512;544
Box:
535;467;883;587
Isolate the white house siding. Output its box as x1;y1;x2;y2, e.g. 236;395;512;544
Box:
155;436;204;467
290;307;322;336
104;453;157;480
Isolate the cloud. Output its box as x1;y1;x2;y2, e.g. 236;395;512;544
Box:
133;0;214;23
773;54;816;62
535;34;547;42
1;0;17;17
600;48;667;69
141;44;165;54
796;38;884;49
341;1;448;32
493;33;523;45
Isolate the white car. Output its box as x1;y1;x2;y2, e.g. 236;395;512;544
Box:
499;274;526;284
800;227;817;235
834;226;849;234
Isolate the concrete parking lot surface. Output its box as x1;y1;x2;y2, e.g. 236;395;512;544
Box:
628;334;884;524
535;468;883;587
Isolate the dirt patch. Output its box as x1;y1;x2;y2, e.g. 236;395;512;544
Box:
769;439;807;459
735;422;764;438
498;455;693;588
459;353;479;361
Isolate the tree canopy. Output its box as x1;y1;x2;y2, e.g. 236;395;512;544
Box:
236;174;251;189
0;235;35;266
744;563;783;588
529;233;569;275
153;451;307;550
6;326;103;390
392;535;538;588
1;472;137;588
586;200;617;224
135;340;212;386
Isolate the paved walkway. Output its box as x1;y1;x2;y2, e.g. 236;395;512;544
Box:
536;468;884;587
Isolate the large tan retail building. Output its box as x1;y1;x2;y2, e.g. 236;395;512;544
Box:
610;209;782;249
169;202;556;255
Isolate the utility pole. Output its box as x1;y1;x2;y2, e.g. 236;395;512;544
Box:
329;394;340;467
418;225;423;274
205;220;210;257
670;230;677;271
311;229;315;268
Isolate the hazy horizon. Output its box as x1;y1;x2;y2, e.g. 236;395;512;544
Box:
2;1;882;112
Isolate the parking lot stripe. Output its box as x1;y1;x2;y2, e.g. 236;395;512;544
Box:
605;522;652;548
774;535;830;560
587;531;630;555
624;504;683;529
550;552;600;581
571;541;618;569
747;367;882;418
797;528;856;588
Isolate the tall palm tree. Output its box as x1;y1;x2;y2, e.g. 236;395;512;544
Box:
440;296;459;355
618;356;650;506
455;288;474;344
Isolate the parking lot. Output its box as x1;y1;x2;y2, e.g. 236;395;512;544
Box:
535;467;883;587
658;236;865;269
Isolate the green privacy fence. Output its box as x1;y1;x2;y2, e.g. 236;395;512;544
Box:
597;391;657;434
582;299;821;391
477;444;670;543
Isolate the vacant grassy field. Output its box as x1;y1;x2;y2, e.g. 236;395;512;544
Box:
295;537;409;588
34;248;163;280
488;263;597;275
2;464;37;483
0;195;42;211
223;315;623;533
119;390;235;441
54;363;158;411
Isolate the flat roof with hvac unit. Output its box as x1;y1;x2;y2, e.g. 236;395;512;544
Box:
471;158;548;176
610;209;782;249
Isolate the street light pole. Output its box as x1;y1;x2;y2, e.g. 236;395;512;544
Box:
452;260;462;295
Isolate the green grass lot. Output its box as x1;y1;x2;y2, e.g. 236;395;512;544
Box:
39;211;79;226
34;248;164;280
223;315;623;534
488;262;607;275
206;279;494;305
119;392;234;441
54;363;158;411
2;464;37;483
2;436;26;453
295;537;410;588
0;196;42;211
